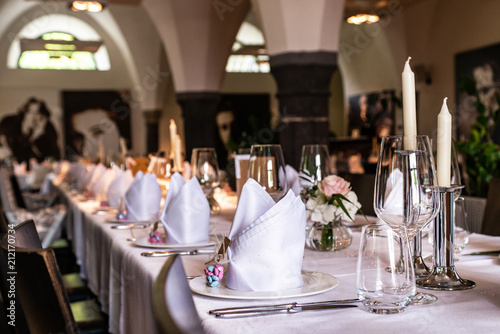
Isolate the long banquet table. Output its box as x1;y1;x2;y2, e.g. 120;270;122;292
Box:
55;183;500;333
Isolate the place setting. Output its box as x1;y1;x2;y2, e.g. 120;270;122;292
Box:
189;58;479;320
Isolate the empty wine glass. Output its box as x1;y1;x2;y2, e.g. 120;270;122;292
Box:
248;144;288;202
374;135;441;305
191;148;220;214
299;144;332;187
454;197;469;256
154;151;173;198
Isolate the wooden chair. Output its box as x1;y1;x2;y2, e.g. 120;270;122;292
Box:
1;220;108;334
152;255;204;334
481;177;500;236
0;207;30;334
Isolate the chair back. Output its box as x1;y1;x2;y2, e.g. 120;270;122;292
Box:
340;173;376;217
481;177;500;236
0;205;8;236
9;173;27;209
152;255;204;334
0;170;17;212
1;220;77;334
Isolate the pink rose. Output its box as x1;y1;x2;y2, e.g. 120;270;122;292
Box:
318;175;351;197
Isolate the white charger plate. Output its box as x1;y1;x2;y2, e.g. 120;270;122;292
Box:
133;237;214;250
189;271;338;300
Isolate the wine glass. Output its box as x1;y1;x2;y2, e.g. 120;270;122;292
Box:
248;144;288;202
298;144;332;187
154;151;173;198
191;148;220;214
374;135;441;305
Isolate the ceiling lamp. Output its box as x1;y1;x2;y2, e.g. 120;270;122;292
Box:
70;1;104;13
347;14;380;25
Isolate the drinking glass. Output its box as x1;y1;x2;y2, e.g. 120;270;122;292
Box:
374;135;441;305
191;148;220;214
298;144;332;187
428;197;469;258
248;144;288;202
357;224;415;314
454;197;469;255
154;151;173;198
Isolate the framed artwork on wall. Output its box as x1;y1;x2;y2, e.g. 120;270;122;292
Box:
455;43;500;143
62;90;132;161
347;90;397;139
0;97;61;164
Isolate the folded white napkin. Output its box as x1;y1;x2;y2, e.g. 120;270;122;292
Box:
87;163;107;193
13;161;27;175
286;165;302;195
124;171;162;221
78;164;96;191
91;166;121;201
160;173;210;244
65;163;87;183
226;178;306;291
106;169;134;208
383;168;404;215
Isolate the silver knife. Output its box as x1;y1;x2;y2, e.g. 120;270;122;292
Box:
111;224;148;230
462;250;500;256
214;304;358;318
141;249;214;257
209;298;360;315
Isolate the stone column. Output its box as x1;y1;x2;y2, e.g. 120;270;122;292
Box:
143;109;161;154
176;92;220;161
271;51;338;168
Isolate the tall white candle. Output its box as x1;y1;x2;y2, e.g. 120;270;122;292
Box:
402;57;417;150
174;134;183;172
169;119;177;159
437;97;452;187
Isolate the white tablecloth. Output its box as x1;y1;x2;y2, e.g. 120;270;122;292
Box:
56;184;500;334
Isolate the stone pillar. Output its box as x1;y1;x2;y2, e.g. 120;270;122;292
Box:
143;109;161;154
270;51;338;169
176;92;220;161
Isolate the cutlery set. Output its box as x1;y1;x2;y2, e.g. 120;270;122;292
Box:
209;299;360;318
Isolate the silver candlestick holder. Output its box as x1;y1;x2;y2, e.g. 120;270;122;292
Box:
413;231;431;280
418;185;475;290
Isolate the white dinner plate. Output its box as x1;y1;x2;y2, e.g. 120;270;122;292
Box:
189;271;338;300
133;237;215;250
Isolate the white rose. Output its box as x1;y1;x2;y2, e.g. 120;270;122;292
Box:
322;205;336;222
306;197;319;211
311;203;328;224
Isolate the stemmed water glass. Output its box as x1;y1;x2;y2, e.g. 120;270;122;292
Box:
298;144;332;187
191;148;220;214
374;135;441;305
248;144;288;202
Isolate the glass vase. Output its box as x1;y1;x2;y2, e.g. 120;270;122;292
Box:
306;218;352;251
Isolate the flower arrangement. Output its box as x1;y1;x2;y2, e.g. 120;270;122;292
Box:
302;175;362;224
301;174;362;251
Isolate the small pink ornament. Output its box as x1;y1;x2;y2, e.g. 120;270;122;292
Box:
148;231;162;244
100;201;110;207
